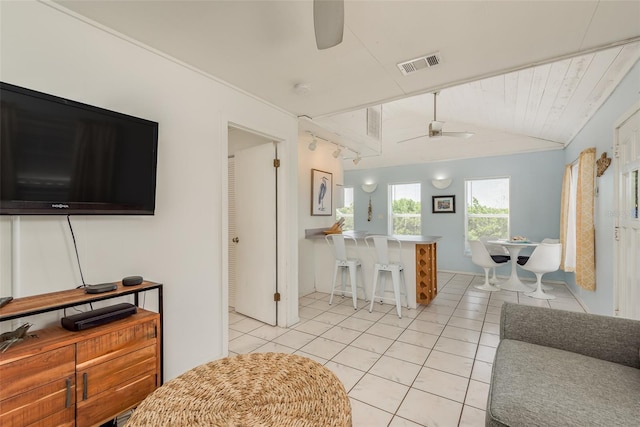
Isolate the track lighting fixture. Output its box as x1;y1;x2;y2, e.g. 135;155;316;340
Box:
308;136;317;151
353;154;361;165
332;146;342;158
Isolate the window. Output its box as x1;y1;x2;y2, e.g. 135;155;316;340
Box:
389;183;421;235
465;177;510;252
336;186;354;231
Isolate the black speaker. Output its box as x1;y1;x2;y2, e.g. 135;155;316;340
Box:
61;303;137;331
123;275;143;286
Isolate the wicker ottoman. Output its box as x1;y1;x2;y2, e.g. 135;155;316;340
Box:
126;352;352;426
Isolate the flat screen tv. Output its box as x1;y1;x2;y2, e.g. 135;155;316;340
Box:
0;82;158;215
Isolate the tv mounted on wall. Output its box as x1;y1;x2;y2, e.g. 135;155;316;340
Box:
0;82;158;215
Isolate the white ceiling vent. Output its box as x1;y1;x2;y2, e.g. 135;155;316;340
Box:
397;52;441;76
367;106;381;140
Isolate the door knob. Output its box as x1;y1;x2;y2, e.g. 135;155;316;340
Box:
232;237;239;243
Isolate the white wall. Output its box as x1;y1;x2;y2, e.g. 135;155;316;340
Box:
563;60;640;315
0;1;298;380
344;150;566;281
297;141;344;296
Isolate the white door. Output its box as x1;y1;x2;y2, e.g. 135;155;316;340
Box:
234;142;278;325
614;105;640;319
228;157;237;309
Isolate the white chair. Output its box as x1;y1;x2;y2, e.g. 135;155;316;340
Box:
479;236;510;284
518;242;562;300
469;240;506;292
517;238;558;290
364;235;408;318
325;234;367;309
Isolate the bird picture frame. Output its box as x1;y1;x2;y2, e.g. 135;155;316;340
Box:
311;169;333;216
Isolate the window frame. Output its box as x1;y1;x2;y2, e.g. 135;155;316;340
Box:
387;181;422;235
336;186;354;231
464;176;511;254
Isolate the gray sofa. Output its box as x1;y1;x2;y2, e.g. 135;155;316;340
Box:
486;303;640;426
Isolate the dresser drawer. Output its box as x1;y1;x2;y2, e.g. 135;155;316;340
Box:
0;376;75;427
0;345;75;400
76;372;157;427
76;318;158;367
77;344;157;401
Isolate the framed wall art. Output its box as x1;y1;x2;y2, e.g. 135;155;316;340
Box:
311;169;332;216
432;195;455;213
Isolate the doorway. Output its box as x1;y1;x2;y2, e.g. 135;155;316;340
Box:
614;103;640;320
228;126;279;326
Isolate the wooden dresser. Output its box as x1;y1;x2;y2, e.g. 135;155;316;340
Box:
0;282;163;427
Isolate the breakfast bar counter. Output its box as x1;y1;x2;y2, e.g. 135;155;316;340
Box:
305;230;441;308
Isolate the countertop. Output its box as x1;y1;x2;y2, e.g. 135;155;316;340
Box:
305;228;441;244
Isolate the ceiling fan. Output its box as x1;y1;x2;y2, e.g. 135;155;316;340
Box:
397;92;474;143
314;0;344;50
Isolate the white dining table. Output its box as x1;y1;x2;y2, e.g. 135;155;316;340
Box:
488;240;539;291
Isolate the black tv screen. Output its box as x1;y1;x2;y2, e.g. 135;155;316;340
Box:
0;82;158;215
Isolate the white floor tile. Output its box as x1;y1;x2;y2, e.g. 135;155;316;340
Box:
407;318;446;335
413;367;470;402
351;333;394;354
332;345;381;371
321;325;362;344
425;350;474;378
397;329;439;349
434;337;478;359
384;341;431;365
459;405;486;427
299;337;347;360
271;329;316;349
441;325;481;344
349;398;394;427
470;360;493;384
397;388;463;427
465;380;490;410
338;316;375;332
293;319;334;336
349;373;409;413
228;274;585;427
369;355;421;386
325;361;366;392
228;334;267;354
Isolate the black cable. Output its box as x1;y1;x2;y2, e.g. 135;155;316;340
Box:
67;215;87;288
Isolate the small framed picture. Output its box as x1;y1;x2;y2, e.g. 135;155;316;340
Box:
432;195;455;213
311;169;332;216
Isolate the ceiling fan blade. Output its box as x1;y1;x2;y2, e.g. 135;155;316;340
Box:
396;134;429;144
441;131;475;138
314;0;344;50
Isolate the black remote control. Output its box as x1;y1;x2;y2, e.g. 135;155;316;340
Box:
0;296;13;309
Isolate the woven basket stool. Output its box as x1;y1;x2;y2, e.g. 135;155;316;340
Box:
126;352;352;426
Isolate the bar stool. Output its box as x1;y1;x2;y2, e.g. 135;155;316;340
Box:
364;235;408;318
325;234;367;309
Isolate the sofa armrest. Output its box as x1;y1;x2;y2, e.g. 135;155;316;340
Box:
500;302;640;368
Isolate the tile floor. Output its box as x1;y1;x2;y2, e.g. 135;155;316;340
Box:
228;272;586;427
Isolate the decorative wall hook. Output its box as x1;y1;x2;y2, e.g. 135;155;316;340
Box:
596;152;611;177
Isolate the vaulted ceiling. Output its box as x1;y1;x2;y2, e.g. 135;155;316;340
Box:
55;1;640;168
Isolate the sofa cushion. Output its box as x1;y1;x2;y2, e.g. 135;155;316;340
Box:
487;339;640;427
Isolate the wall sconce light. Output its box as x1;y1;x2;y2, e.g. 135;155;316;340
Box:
431;178;452;190
308;136;318;151
353;153;361;165
332;146;342;158
361;183;377;193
